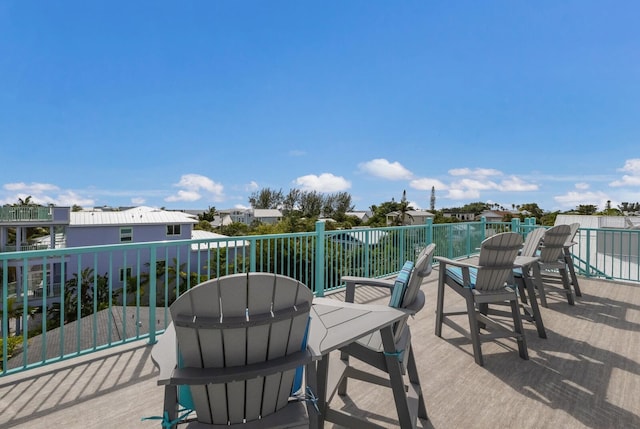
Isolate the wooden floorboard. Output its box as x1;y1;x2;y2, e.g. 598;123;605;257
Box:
1;268;639;428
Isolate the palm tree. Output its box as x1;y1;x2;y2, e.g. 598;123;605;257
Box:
392;190;414;226
0;297;37;336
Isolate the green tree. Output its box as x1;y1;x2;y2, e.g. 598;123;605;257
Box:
282;189;301;215
63;268;117;322
219;222;250;236
249;188;284;209
540;211;560;226
577;204;598;215
0;297;36;336
366;200;403;226
519;203;544;221
198;206;217;222
389;190;413;226
299;191;323;218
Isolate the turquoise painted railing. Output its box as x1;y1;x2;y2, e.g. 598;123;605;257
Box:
2;219;639;376
0;206;53;222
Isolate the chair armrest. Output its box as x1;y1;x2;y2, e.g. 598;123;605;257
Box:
341;275;395;303
168;350;313;386
434;256;478;269
151;323;177;385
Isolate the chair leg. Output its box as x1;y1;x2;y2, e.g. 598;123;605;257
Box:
466;294;484;366
564;250;582;297
509;298;529;361
406;346;428;420
163;385;179;429
532;264;548;308
477;303;488;330
523;274;546;339
515;276;528;304
560;267;575;305
435;269;446;337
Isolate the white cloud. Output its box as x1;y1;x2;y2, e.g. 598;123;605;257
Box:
610;158;640;187
165;174;224;203
610;175;640;187
294;173;351;192
443;169;537;199
245;181;259;192
131;197;146;205
575;182;590;190
358;159;413;180
449;168;502;177
0;182;95;207
452;178;497;191
52;191;95;207
497;176;539;192
619;158;640;174
288;150;306;157
446;188;481;200
4;182;60;193
553;190;610;209
165;190;202;202
409;178;449;191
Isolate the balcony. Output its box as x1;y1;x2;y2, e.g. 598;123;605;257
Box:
1;220;639;427
0;272;638;428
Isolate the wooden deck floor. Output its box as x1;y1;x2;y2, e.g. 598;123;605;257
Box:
1;268;639;428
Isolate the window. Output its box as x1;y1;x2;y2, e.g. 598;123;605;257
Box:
119;267;133;282
120;227;133;242
166;224;181;236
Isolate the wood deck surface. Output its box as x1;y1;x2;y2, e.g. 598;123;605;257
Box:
1;266;639;428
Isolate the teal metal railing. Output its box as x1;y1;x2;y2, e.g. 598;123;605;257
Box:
0;206;52;222
2;218;639;376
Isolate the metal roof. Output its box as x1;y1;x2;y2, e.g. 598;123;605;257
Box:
70;206;198;227
190;229;249;250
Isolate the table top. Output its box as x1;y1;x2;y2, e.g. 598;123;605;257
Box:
513;255;539;268
307;297;409;358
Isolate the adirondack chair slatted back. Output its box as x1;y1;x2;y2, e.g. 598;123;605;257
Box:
392;243;435;343
401;243;436;309
521;227;545;258
539;224;571;263
169;272;313;425
474;233;523;292
567;223;580;246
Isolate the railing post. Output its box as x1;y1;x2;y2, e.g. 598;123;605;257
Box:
511;218;520;234
481;216;487;240
314;221;325;297
148;247;157;344
249;238;257;273
426;218;433;245
585;229;591;278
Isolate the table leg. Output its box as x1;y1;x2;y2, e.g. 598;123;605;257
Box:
313;357;329;428
380;325;415;428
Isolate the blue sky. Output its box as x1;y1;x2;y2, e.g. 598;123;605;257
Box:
1;1;639;213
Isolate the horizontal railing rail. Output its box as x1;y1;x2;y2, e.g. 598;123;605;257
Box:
2;217;639;376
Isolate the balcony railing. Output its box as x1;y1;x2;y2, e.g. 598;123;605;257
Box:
2;218;639;376
0;206;53;222
2;244;49;253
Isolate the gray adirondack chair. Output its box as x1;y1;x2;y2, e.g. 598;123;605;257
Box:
435;232;527;366
532;224;574;306
513;227;546;298
151;272;314;428
512;227;547;338
335;243;435;427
